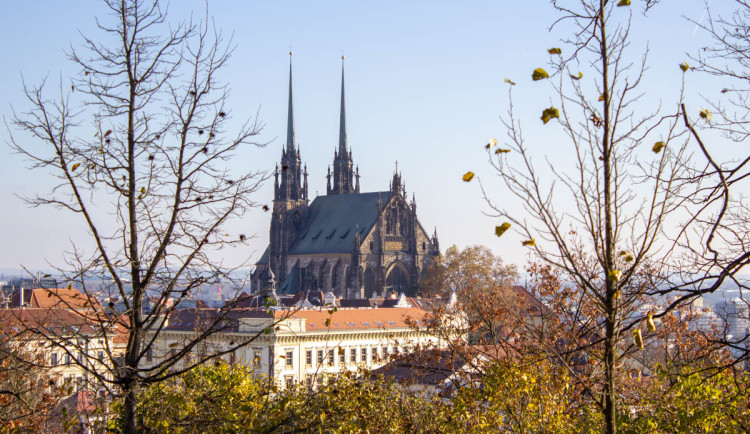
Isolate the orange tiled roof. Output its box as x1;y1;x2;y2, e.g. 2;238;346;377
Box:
28;288;102;311
0;308;99;335
276;307;429;331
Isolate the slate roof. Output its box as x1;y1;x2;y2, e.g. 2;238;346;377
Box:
256;246;270;265
288;191;392;255
278;262;302;295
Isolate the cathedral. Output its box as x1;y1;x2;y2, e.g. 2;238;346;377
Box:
251;56;440;299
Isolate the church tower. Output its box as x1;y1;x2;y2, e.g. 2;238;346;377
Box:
327;57;360;195
270;53;309;285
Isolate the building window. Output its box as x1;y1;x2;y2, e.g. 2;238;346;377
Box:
50;353;58;367
317;349;324;365
306;375;313;388
339;348;345;364
306;349;312;366
285;377;294;389
253;350;262;369
422;242;426;251
98;351;104;362
146;348;153;362
64;353;71;366
328;350;334;366
370;241;374;250
286;350;294;368
361;348;368;364
350;348;357;363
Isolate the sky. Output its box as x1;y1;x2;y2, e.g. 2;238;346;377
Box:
0;0;741;273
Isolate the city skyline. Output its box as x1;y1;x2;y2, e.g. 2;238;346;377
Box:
0;0;736;271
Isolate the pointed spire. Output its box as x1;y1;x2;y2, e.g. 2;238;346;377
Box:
286;52;295;153
338;55;347;155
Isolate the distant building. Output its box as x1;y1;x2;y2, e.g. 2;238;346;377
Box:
251;57;439;299
0;308;127;392
1;277;60;307
145;306;465;389
372;346;508;398
714;297;750;356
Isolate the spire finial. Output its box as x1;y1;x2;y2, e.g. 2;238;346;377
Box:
338;55;347;155
286;50;295;153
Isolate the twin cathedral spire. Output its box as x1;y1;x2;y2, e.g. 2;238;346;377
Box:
274;54;359;204
274;55;308;202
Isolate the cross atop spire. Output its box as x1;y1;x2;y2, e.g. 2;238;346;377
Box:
338;55;347;155
286;52;295;153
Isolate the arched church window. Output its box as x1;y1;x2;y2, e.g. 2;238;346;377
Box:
422;242;426;251
331;264;339;291
364;268;376;298
385;265;410;295
400;214;408;236
386;212;393;234
292;211;303;231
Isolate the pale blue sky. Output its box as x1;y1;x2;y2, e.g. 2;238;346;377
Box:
0;1;737;271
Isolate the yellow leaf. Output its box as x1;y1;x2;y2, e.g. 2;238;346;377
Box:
522;239;536;246
140;187;146;195
608;270;622;282
624;254;634;263
495;148;511;154
598;94;605;102
71;163;81;171
570;71;583;80
548;47;562;55
699;108;713;121
617;0;631;6
647;313;656;332
541;107;560;124
618;250;628;256
679;62;690;72
104;129;112;137
489;137;498;147
652;141;666;153
633;329;644;349
495;222;511;237
462;171;475;182
532;68;549;81
504;78;516;85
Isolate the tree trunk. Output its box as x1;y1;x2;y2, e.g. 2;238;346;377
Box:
123;381;137;434
599;0;617;432
604;311;617;434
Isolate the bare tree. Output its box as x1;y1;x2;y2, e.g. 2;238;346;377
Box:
7;0;274;431
677;1;750;365
473;1;749;432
